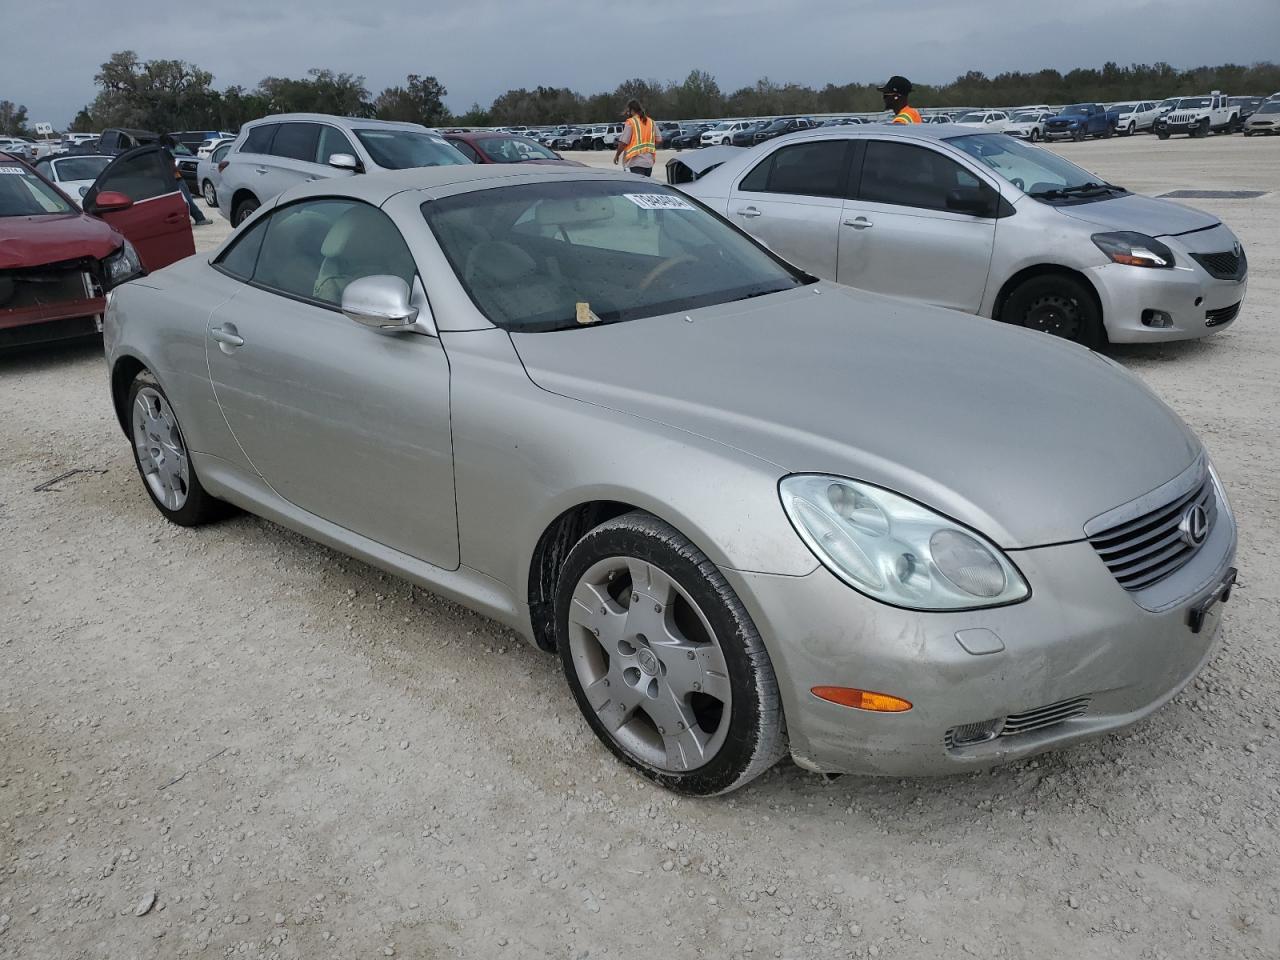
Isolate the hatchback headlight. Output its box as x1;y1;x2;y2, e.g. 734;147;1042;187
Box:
103;239;144;290
1092;231;1175;268
780;475;1030;610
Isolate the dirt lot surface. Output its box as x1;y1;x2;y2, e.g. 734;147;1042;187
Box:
2;134;1278;960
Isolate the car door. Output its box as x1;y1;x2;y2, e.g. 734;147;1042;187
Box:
838;138;997;313
258;121;331;198
81;144;195;272
725;138;854;280
203;197;458;569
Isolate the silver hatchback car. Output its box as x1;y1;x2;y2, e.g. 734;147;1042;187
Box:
679;126;1247;347
216;113;469;225
105;166;1237;795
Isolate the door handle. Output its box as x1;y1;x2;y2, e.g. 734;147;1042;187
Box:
210;325;244;348
254;167;268;175
736;206;762;219
842;216;874;229
164;212;184;224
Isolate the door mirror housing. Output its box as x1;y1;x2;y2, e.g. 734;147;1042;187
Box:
342;275;420;331
89;190;134;213
328;153;360;172
946;185;996;217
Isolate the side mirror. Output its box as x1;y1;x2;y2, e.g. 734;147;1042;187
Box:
328;153;360;172
946;186;995;217
91;190;133;213
341;275;419;331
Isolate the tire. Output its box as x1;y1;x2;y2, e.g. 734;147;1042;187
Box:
126;373;232;526
1125;121;1136;136
1030;129;1040;142
1102;124;1113;139
1072;127;1085;142
1195;119;1210;138
554;511;787;796
1157;130;1170;140
999;274;1105;350
201;179;217;207
231;196;259;226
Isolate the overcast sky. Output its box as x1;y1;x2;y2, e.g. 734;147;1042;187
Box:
5;0;1279;127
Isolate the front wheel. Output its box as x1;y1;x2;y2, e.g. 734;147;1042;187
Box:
127;374;232;526
1157;130;1170;140
999;274;1105;350
1030;129;1040;142
555;512;787;796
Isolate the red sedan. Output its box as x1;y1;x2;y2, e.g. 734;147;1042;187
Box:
1;145;194;348
441;132;585;166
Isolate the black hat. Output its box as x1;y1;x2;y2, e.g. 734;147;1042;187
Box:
878;76;913;95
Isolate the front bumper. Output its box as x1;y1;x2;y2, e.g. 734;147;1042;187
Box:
1043;125;1081;139
724;505;1236;777
1089;253;1247;342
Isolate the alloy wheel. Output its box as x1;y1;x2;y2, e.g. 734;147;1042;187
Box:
203;181;217;206
565;556;732;772
132;386;190;511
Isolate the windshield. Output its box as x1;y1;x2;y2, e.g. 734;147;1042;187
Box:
1158;99;1177;109
53;156;111;181
353;130;468;170
0;164;76;216
957;112;986;123
1062;105;1090;115
1176;98;1211;109
1011;112;1041;122
1258;101;1280;114
476;136;560;162
1110;103;1136;113
710;122;734;131
422;179;810;333
946;133;1113;197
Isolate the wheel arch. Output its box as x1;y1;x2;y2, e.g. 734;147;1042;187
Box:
230;187;259;216
110;354;149;436
993;263;1105;330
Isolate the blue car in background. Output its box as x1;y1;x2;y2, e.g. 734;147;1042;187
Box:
1044;103;1119;141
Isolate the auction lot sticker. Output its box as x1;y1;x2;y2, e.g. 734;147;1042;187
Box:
0;166;28;175
625;193;694;211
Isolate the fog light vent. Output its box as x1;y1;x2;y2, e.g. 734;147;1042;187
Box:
945;719;1003;748
1141;309;1173;328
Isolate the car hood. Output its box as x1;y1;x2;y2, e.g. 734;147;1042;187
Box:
511;285;1200;549
1057;193;1220;238
0;213;121;269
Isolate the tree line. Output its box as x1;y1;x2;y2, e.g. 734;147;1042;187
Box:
3;53;1277;137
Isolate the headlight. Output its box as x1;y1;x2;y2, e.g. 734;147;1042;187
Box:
1092;231;1176;268
780;476;1030;611
103;239;144;289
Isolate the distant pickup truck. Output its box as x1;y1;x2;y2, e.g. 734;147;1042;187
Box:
1043;103;1119;141
1153;93;1240;138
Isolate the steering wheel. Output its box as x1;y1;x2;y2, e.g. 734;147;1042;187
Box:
1011;177;1025;191
638;255;698;292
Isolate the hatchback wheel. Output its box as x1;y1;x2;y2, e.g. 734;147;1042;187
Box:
202;179;217;207
127;374;231;526
232;196;259;226
1000;275;1104;350
1029;129;1040;142
555;511;787;796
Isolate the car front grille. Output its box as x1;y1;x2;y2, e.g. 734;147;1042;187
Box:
1;258;100;313
1205;301;1242;327
944;697;1092;750
1191;249;1247;280
1088;471;1217;592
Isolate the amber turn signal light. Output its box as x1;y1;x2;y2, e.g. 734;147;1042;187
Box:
811;686;912;712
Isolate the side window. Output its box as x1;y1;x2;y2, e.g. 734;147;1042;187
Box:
450;141;482;162
271;123;321;162
214;214;270;280
252;199;417;307
738;140;849;198
93;148;176;203
858;141;979;212
212;143;232;163
241;124;278;155
315;125;356;165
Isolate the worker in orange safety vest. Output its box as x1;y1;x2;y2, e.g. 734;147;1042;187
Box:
879;76;922;124
613;99;661;176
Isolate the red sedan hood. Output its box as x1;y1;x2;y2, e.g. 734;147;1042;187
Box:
0;213;121;269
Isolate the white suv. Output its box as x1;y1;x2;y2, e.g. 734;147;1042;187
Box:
1108;101;1161;135
701;121;752;146
216;114;469;225
1154;92;1240;139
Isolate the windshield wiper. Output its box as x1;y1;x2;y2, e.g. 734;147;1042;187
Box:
1030;181;1119;199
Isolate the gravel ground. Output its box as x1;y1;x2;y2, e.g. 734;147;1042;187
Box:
2;134;1278;960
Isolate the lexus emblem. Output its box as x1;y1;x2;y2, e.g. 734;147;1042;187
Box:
1179;504;1209;547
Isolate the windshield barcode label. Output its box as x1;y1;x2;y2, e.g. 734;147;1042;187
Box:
624;193;694;211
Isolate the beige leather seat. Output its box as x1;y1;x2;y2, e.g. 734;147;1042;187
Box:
313;205;416;305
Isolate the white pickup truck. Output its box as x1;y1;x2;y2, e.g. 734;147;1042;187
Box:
1153;92;1241;138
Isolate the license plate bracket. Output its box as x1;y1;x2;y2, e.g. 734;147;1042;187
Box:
1188;567;1237;634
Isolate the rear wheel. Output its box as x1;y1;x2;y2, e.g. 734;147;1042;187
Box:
555;511;787;796
201;179;217;207
231;196;259;226
127;373;232;526
1102;124;1113;139
999;274;1105;350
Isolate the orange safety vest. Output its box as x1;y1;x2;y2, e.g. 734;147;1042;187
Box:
891;106;923;125
623;116;657;162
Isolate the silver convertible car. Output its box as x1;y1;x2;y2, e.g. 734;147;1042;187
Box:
676;125;1248;348
104;165;1238;795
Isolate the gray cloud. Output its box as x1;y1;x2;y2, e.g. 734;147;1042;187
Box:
3;0;1278;127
